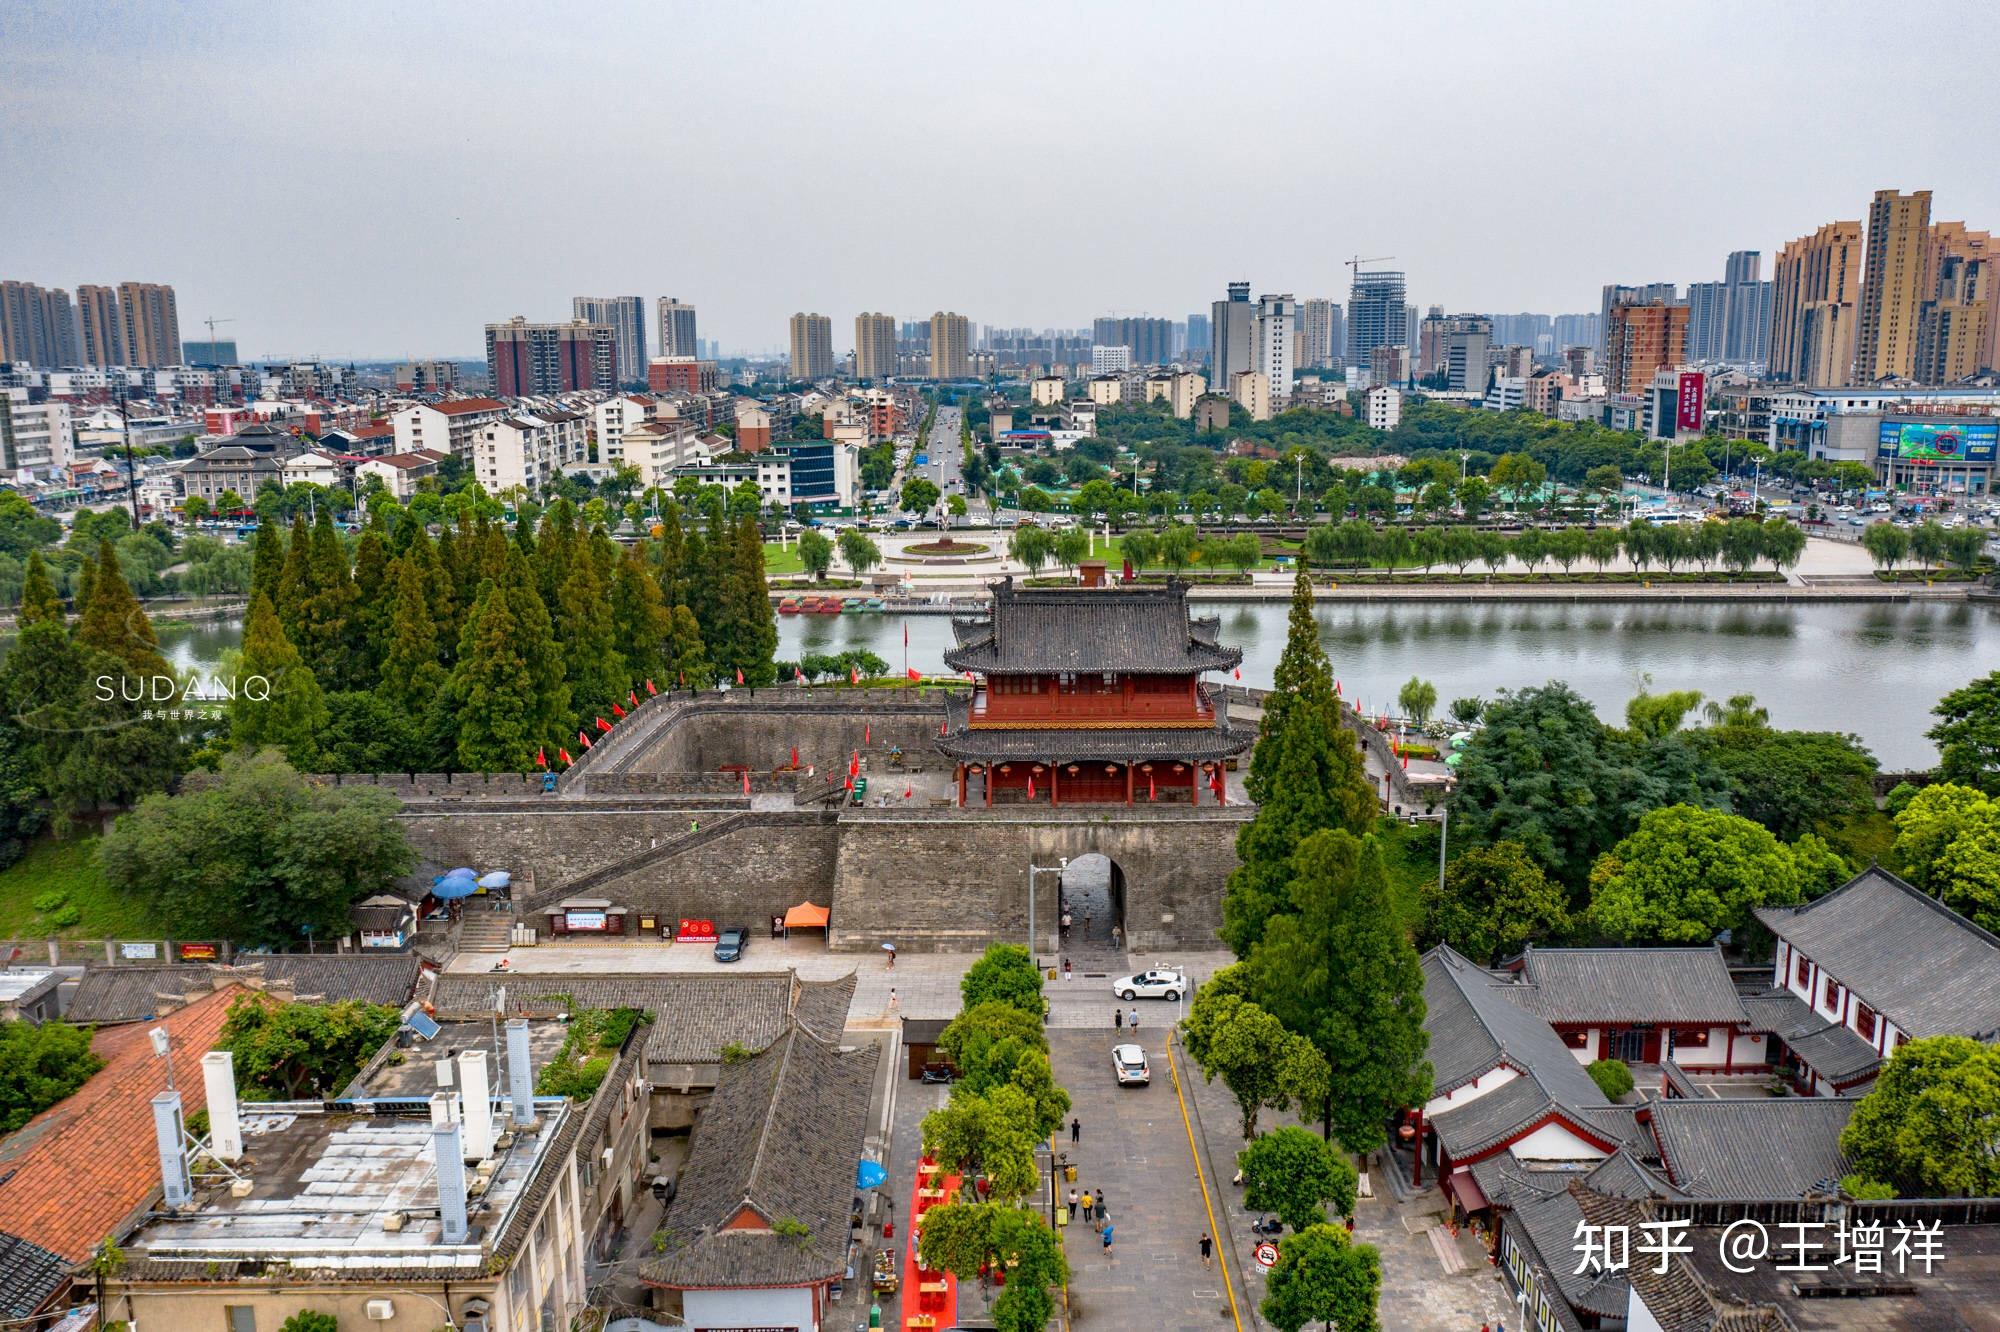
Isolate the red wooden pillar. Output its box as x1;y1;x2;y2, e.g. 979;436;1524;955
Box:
1411;1107;1424;1186
1050;766;1060;807
1190;766;1199;806
985;767;993;808
956;765;967;808
1124;763;1133;806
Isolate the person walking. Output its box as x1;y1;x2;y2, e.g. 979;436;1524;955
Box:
1070;1117;1080;1144
1061;910;1072;938
1067;1188;1079;1220
1079;1190;1093;1224
1101;1223;1114;1253
1094;1192;1107;1226
887;988;898;1014
884;942;896;970
1111;923;1123;949
1127;1007;1139;1030
1063;958;1072;981
1200;1232;1213;1268
1113;1008;1123;1030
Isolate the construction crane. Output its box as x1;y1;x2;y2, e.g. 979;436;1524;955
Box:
202;315;235;354
1344;255;1396;281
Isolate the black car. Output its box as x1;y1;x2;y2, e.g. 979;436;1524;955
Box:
714;926;749;963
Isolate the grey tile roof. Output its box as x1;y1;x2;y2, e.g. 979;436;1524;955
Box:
428;971;854;1068
942;580;1244;676
0;1231;66;1317
1739;988;1882;1084
1571;1188;1721;1332
1646;1098;1857;1200
1755;866;2000;1040
1513;946;1748;1025
1512;1188;1630;1319
641;1027;878;1290
63;955;420;1024
1581;1150;1673;1201
1423;946;1606;1105
936;693;1252;764
1464;1155;1594;1210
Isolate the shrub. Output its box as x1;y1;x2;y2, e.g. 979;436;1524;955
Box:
1587;1058;1634;1100
31;891;68;914
278;1315;338;1332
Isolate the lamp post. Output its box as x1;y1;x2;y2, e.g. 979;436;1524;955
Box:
1438;803;1449;896
1027;859;1068;965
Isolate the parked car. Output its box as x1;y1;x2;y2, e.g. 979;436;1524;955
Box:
1112;967;1187;1001
714;926;749;963
1112;1043;1150;1087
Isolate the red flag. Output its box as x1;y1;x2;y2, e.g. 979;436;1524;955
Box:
849;750;860;777
736;667;745;686
535;747;547;769
1148;773;1156;801
612;702;626;718
864;722;871;745
907;667;922;681
1234;668;1241;681
629;690;639;708
558;747;574;765
844;774;854;791
795;666;806;683
903;782;913;799
581;732;594;750
850;666;860;684
1334;678;1342;695
939;719;948;737
742;770;751;794
1027;776;1036;799
596;716;612;733
964;671;974;682
645;678;658;695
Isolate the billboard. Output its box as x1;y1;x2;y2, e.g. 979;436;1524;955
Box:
1676;372;1705;432
1877;420;1999;462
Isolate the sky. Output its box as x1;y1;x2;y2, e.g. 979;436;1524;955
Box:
3;0;1996;361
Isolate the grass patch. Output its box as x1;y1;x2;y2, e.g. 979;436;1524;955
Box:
0;837;171;940
1871;568;1981;583
761;542;806;575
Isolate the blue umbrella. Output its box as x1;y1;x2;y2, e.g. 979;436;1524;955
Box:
432;877;480;900
855;1159;887;1190
444;867;475;878
478;871;512;889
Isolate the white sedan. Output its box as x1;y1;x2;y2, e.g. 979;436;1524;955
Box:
1112;968;1186;1002
1112;1043;1150;1086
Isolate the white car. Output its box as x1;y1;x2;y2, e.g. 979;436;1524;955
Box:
1112;1043;1150;1087
1112;968;1186;1002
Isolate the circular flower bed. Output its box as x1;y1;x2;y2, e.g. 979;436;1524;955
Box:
904;538;991;557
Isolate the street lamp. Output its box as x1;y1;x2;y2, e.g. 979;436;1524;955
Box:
1027;859;1068;964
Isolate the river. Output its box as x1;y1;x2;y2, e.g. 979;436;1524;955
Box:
134;601;2000;770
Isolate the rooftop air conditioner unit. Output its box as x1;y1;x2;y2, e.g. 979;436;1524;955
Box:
365;1299;395;1321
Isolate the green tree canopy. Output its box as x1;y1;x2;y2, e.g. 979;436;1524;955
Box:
0;1020;103;1133
1890;783;2000;931
938;1001;1048;1095
1841;1036;2000;1198
960;943;1045;1017
795;529;835;580
1584;804;1805;944
218;993;402;1100
1182;983;1329;1139
230;589;328;768
1929;671;2000;795
1420;840;1570;965
1239;1126;1359;1231
1260;1223;1382;1332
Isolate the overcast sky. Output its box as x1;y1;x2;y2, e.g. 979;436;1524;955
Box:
4;0;1995;361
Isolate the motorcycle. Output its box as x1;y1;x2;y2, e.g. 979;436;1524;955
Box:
920;1063;955;1085
1249;1215;1285;1237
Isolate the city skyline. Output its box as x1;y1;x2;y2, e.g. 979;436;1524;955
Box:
4;1;1995;359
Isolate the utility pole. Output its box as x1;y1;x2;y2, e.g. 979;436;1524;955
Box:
116;380;141;527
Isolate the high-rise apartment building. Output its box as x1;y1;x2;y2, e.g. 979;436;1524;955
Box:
788;312;834;380
1856;189;1933;383
1604;302;1689;395
1688;253;1772;364
1346;271;1408;371
572;296;646;384
658;297;699;359
0;281;78;367
485;316;616;395
1211;283;1255;387
1185;313;1211;365
1417;306;1449;378
929;312;971;378
1769;221;1864;387
854;312;897;380
76;285;126;367
1915;255;1994;386
118;282;181;367
1553;313;1599;354
1092;317;1173;366
1685;282;1729;361
1251;294;1296;400
1598;283;1677;357
1443;317;1493;392
1369;345;1410;387
1299;299;1344;370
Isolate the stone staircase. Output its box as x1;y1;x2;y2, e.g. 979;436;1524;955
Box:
457;907;516;954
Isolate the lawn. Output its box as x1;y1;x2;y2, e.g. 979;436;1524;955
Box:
0;837;170;940
761;541;805;574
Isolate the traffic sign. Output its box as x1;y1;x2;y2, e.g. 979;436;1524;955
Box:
1255;1242;1279;1269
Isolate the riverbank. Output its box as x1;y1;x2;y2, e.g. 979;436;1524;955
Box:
771;576;1972;605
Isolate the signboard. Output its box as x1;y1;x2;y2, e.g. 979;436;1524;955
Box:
1255;1242;1280;1269
1876;420;1999;462
177;942;219;961
120;942;159;960
1675;372;1705;432
676;917;719;943
565;910;609;932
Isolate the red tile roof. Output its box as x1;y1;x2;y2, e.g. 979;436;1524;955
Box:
354;421;396;438
429;398;505;416
0;985;242;1263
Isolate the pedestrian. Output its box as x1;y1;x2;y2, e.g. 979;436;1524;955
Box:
1070;1117;1080;1144
1113;1008;1123;1030
1094;1192;1107;1225
1080;1190;1093;1221
1200;1232;1213;1268
1128;1007;1139;1030
1101;1224;1114;1252
1067;1188;1079;1220
887;987;898;1013
1063;958;1072;981
1111;923;1123;949
689;817;699;833
885;943;896;970
1061;911;1072;938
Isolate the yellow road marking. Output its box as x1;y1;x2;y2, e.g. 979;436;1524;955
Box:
1169;1028;1246;1331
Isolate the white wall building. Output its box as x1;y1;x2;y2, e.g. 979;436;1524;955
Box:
1030;375;1066;407
1090;345;1131;374
1364;384;1402;430
392;398;509;462
616;418;715;491
474;408;589;494
355;450;448;500
1253;294;1297;401
1230;369;1271;422
0;388;76;479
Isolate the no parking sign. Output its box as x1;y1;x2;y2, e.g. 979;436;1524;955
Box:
1255;1241;1279;1268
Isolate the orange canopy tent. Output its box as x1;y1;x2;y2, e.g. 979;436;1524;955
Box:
783;901;831;930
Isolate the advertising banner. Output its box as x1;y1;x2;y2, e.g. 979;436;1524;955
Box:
1876;420;1999;461
1676;372;1705;432
676;917;719;942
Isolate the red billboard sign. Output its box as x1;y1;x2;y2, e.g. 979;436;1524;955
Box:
1676;372;1705;432
675;918;719;943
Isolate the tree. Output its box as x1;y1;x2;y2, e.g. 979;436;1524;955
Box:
1053;529;1092;576
77;539;170;678
1944;525;1988;573
939;1000;1048;1095
901;476;942;513
1120;527;1159;571
1252;830;1431;1151
1490;451;1547;502
960;943;1045;1018
796;529;835;581
1861;521;1910;572
1396;676;1437;727
218;992;402;1101
1697;727;1878;840
230;590;328;768
1156;522;1199;573
0;1020;103;1132
18;549;62;625
1448;696;1484;725
838;529;882;577
100;748;414;949
448;580;541;771
555;540;627;718
1223;569;1377;955
278;1314;339;1332
1239;1126;1359;1231
1008;525;1054;575
1587;1058;1635;1100
1890;783;2000;931
1182;984;1329;1139
1841;1036;2000;1198
1261;1224;1381;1332
1624;687;1703;740
1420;841;1569;965
1929;671;2000;795
919;1089;1039;1199
917;1202;1067;1331
1585;804;1804;944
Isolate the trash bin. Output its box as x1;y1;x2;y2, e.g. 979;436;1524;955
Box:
1064;1163;1077;1183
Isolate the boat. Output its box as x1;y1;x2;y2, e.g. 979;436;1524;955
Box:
795;595;824;613
841;596;867;613
864;597;885;611
816;598;844;615
777;598;801;615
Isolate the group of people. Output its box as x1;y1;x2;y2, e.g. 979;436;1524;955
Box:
1065;1118;1115;1253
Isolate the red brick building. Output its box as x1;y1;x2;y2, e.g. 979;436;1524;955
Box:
648;356;720;394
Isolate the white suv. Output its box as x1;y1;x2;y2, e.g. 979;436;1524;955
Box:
1112;968;1186;1002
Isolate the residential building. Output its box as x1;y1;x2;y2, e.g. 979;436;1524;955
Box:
1856;189;1934;383
393;359;459;392
1030;374;1065;406
178;421;300;506
1230;369;1271;422
486;316;616;394
1443;316;1493;392
118;281;181;367
1416;306;1449;378
1194;395;1231;432
1686;280;1730;361
1091;344;1131;374
788;312;834;380
1346;270;1408;369
735;403;773;451
354;449;448;499
1369;344;1410;387
1522;369;1579;417
1092;316;1172;366
1497;344;1534;378
1553;312;1599;351
1604;301;1689;394
474;407;588;493
658;296;698;358
1482;376;1527;412
280;448;347;488
0;280;79;367
648;356;719;394
1769;220;1865;386
1252;293;1297;400
1916;253;1994;385
674;453;795;510
1724;249;1773;363
1211;282;1255;387
1564;344;1594;378
0;388;76;479
76;283;127;366
1087;373;1126;406
591;393;653;463
929;311;971;378
572;294;647;383
1299;298;1343;370
183;338;239;367
1161;369;1206;419
1184;312;1210;365
391;397;508;461
854;311;897;380
614;416;713;490
1597;282;1677;357
1364;384;1401;430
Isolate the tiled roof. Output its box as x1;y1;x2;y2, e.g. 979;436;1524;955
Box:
1513;946;1748;1025
943;581;1243;676
1422;946;1606;1105
64;955;421;1025
428;397;505;415
1512;1187;1629;1320
1739;988;1882;1084
1572;1188;1720;1332
1430;1074;1616;1161
1755;867;2000;1040
363;451;445;469
0;1232;68;1317
428;971;854;1068
936;694;1252;764
641;1027;878;1290
0;986;240;1271
1581;1150;1673;1201
1646;1098;1856;1200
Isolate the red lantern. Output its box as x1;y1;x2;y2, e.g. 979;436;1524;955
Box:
1399;1123;1417;1141
1066;765;1079;775
1105;765;1117;775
